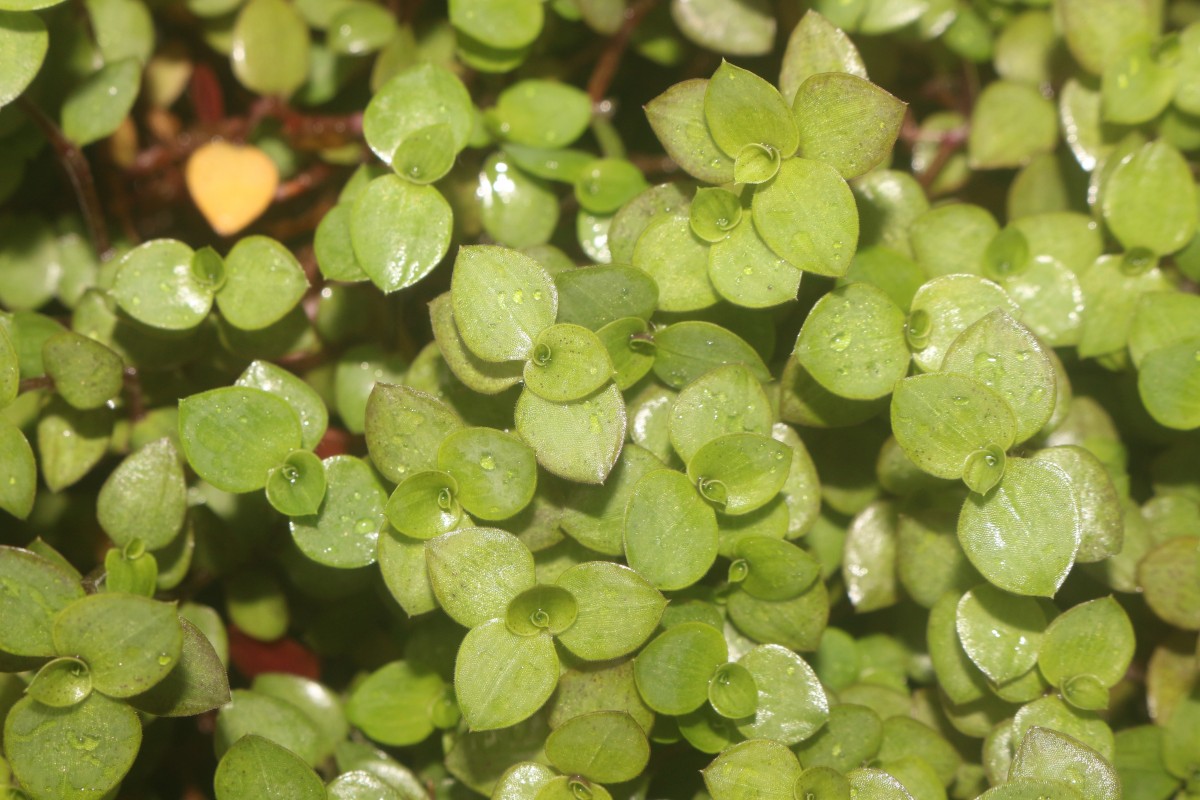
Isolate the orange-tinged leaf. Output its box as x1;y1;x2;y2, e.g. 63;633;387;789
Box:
185;141;279;236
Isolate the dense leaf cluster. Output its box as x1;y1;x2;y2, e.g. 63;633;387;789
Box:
2;1;1200;800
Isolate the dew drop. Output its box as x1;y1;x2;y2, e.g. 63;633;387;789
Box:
157;654;172;666
829;331;851;352
479;454;496;471
354;518;376;534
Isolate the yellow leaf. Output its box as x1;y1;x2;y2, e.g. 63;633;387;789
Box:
185;141;279;236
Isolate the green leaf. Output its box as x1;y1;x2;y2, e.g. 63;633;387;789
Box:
689;188;742;243
779;10;867;104
632;213;719;312
1031;446;1122;563
346;661;445;746
452;245;557;362
426;527;535;627
624;469;718;591
967;80;1057;169
0;546;83;657
290;455;386;568
1138;337;1200;430
673;0;773;56
687;433;791;516
230;0;309;96
634;621;727;715
1129;292;1200;367
792;73;904;179
492;763;556;800
28;657;91;708
522;324;614;403
704;61;798;160
314;204;368;282
490;79;591;149
385;470;464;540
215;689;323;765
545;710;649;783
735;644;828;745
113;239;212;331
956;583;1048;684
265;450;326;517
127;617;231;717
0;423;36;519
478;154;559;249
350;175;452;293
846;768;915;800
1038;596;1133;700
37;398;113;492
707;661;757;719
1078;254;1171;359
365;383;463;484
438;427;537;520
596;317;656;390
842;501;901;612
574;158;648;215
327;0;396;55
1010;728;1120;800
795;703;882;773
97;438;186;549
53;592;182;697
959;457;1081;596
378;526;438;617
61;58;141;146
733;536;820;601
653;321;770;390
554;266;658;330
794;282;908;400
1101;43;1176;125
0;10;47;108
1138;536;1200;630
890;373;1017;481
645;79;735;184
449;0;542;50
910;204;997;278
236;360;328;450
940;310;1056;444
708;213;804;309
3;692;141;800
554;561;666;660
514;383;625;485
215;236;307;331
429;293;526;395
702;739;801;800
179;386;302;493
454;619;558;731
907;274;1019;372
1057;0;1155;75
363;63;473;164
977;783;1082;800
751;157;858;277
559;444;662;555
214;735;324;800
1102;141;1198;256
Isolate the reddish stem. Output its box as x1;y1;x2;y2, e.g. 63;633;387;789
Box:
587;0;659;105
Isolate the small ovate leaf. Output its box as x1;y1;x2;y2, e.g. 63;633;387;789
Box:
429;293;526;395
97;438;186;549
514;383;625;485
956;584;1049;684
554;265;659;330
454;619;558;731
707;662;758;719
735;644;828;745
364;383;463;485
734;536;821;601
37;399;113;492
1030;446;1122;564
1101;43;1176;125
702;739;802;800
690;187;743;243
61;58;141;146
350;175;452;293
230;0;309;96
708;214;804;309
1138;536;1200;630
489;80;591;149
574;158;649;215
545;710;650;784
288;455;386;568
1138;337;1200;430
555;561;666;661
940;310;1056;444
327;0;397;55
42;331;123;410
634;621;728;715
449;0;542;52
779;10;867;104
624;469;718;591
4;692;141;800
265;450;326;517
0;424;36;519
1102;140;1199;256
214;734;325;800
672;0;774;56
478;154;559;249
653;321;770;390
1039;596;1133;692
907;274;1020;372
128;617;231;717
645;78;735;185
686;432;791;516
632;212;719;313
559;445;663;556
1009;727;1120;800
363;63;474;164
346;661;445;746
53;592;183;698
179;386;303;493
958;457;1081;597
792;73;905;179
452;245;558;363
597;317;656;390
751;157;858;277
523;323;614;403
890;372;1017;481
968;80;1057;169
438;427;537;521
426;527;535;628
216;236;308;331
28;657;92;708
385;470;464;541
186;143;279;237
0;9;47;108
704;60;798;159
0;545;84;656
794;282;908;400
113;239;211;331
236;360;328;450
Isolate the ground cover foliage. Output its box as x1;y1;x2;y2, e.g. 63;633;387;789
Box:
1;0;1200;798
